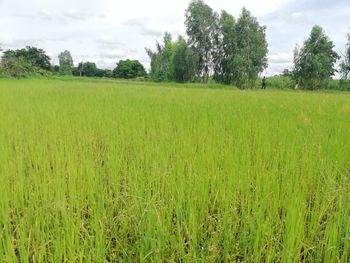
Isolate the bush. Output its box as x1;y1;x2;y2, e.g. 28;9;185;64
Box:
0;57;32;78
113;59;146;79
339;80;350;91
0;56;52;78
266;76;294;89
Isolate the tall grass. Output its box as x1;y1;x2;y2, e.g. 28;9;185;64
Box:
0;78;349;262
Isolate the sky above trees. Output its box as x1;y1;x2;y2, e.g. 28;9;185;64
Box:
0;0;349;75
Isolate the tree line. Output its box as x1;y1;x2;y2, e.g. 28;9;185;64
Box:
0;46;146;79
1;0;350;90
146;2;268;88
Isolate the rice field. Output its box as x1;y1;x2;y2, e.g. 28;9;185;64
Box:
0;78;349;262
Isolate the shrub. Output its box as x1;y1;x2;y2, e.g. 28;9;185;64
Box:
266;76;294;89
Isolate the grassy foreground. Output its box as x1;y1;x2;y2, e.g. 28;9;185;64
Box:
0;78;349;262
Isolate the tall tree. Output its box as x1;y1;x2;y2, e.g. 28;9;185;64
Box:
146;33;198;83
146;32;175;82
213;10;237;84
185;0;217;82
172;36;199;83
340;32;350;80
58;50;74;76
293;25;340;89
146;43;163;82
234;8;268;88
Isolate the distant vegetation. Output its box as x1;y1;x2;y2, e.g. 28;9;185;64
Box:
0;0;350;90
293;26;340;90
112;59;146;79
146;3;268;88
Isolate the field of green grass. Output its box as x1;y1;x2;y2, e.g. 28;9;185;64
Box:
0;78;349;262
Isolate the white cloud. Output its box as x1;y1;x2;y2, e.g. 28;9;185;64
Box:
0;0;349;75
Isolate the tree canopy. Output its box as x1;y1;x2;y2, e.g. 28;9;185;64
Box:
147;3;268;88
58;50;74;76
293;25;340;89
340;32;350;81
113;59;146;79
185;0;217;82
212;8;268;87
0;46;51;77
76;62;98;77
11;46;51;70
233;8;268;88
146;33;198;83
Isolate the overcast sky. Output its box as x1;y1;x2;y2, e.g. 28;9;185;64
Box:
0;0;349;75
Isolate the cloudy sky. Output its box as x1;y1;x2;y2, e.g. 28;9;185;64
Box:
0;0;349;75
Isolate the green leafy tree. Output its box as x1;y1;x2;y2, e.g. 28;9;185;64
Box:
213;10;237;84
234;8;268;88
205;7;268;88
102;69;113;78
0;51;32;77
113;59;146;79
14;46;51;70
51;65;60;74
185;0;217;82
0;48;51;77
340;32;350;80
77;62;97;77
58;50;74;76
146;33;175;82
172;36;199;83
293;25;340;89
146;45;164;81
94;68;104;78
0;46;51;72
146;33;198;83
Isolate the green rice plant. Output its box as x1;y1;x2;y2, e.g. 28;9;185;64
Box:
0;78;349;262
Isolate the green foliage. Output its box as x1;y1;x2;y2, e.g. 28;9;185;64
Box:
233;8;268;88
5;46;51;70
293;25;340;90
0;54;32;77
338;79;350;91
76;62;98;77
58;50;74;76
147;33;198;83
1;78;350;261
148;2;268;88
101;69;113;78
267;76;295;89
213;8;268;88
146;33;175;82
213;11;235;84
51;65;60;75
113;59;146;79
171;36;199;83
185;0;217;81
0;72;9;78
325;79;350;91
0;46;52;77
340;32;350;80
0;50;51;78
71;64;114;78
